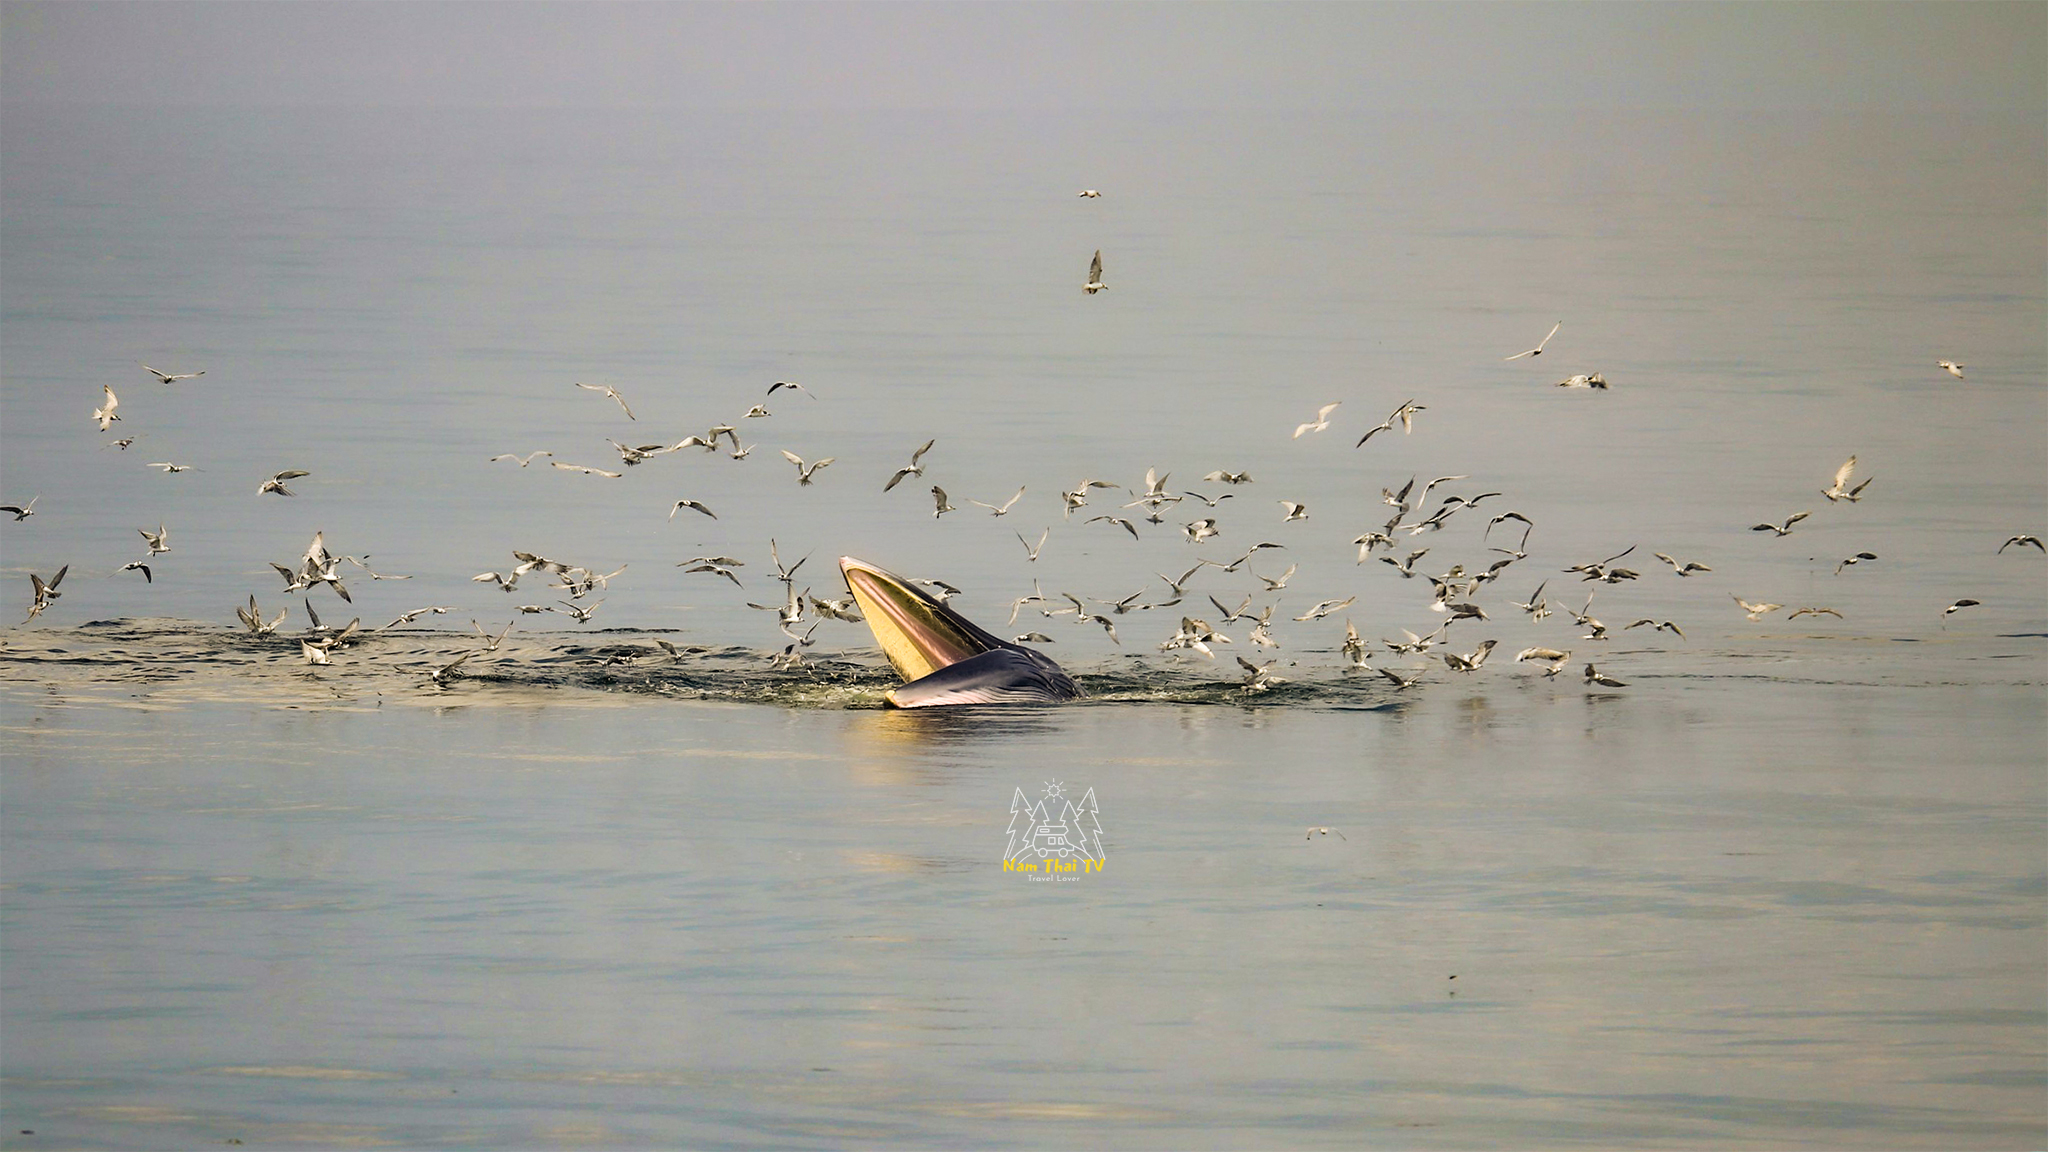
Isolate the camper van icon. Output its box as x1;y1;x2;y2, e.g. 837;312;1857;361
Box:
1006;780;1103;866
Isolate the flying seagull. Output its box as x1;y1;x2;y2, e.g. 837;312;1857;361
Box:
1503;321;1562;360
574;382;635;419
142;364;205;383
1084;249;1107;294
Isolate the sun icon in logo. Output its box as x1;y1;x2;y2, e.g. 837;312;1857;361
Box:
1041;779;1066;801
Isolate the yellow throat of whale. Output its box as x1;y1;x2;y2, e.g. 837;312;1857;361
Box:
839;556;989;683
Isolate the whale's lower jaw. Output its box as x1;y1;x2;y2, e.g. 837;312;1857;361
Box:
882;642;1083;708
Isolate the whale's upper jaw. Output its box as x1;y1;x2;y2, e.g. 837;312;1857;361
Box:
838;556;995;684
838;556;1082;708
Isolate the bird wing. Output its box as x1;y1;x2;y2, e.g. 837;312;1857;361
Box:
1089;250;1103;281
1831;457;1856;490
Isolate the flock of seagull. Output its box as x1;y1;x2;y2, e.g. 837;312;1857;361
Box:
3;188;2041;699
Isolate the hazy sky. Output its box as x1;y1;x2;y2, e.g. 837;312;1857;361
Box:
3;1;2042;112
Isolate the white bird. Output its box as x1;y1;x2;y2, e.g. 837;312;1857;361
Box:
1018;527;1049;562
1078;189;1102;198
1293;403;1340;439
238;595;287;635
117;561;151;582
147;462;194;473
1306;826;1347;840
551;461;623;478
92;386;120;430
1088;515;1139;540
574;382;635;419
1444;639;1498;673
884;439;935;492
1;496;38;521
490;451;554;467
767;380;814;398
1203;470;1254;485
1937;360;1965;379
1503;321;1562;360
1653;552;1711;577
1084;249;1107;294
1583;663;1627;688
300;640;332;665
1821;456;1872;503
1279;501;1308;522
669;499;717;521
742;405;771;418
781;450;833;486
1555;372;1607;390
139;524;169;555
1184;518;1219;544
142;364;205;383
1751;512;1810;537
556;599;604;624
1999;535;2044;554
1942;598;1981;618
932;486;956;518
257;469;310;497
1732;595;1783;621
969;487;1025;516
1377;666;1423;690
1293;597;1354;622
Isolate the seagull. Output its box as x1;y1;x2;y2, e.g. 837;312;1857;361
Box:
300;640;332;665
1306;825;1347;842
1834;551;1878;574
1084;249;1107;294
1221;542;1286;573
1733;595;1783;621
1237;655;1284;690
669;499;717;521
884;439;935;492
555;599;604;624
1515;647;1572;676
1999;535;2045;554
1088;515;1139;540
930;486;956;518
781;450;834;486
257;469;310;497
1;496;37;521
1583;663;1627;688
1293;402;1340;439
1384;625;1446;655
1378;666;1423;690
1381;548;1429;578
678;562;744;588
1203;470;1254;485
147;462;194;473
93;386;120;430
1209;593;1254;623
969;487;1025;516
138;524;170;555
1443;639;1498;673
1942;598;1981;618
1294;597;1354;622
1555;372;1607;389
472;570;520;592
1653;552;1711;576
1246;604;1278;648
383;605;452;629
490;451;554;467
344;558;415;584
1340;620;1371;668
1624;619;1685;638
142;365;205;383
107;437;134;449
1251;563;1297;591
117;561;151;583
21;566;66;624
425;649;476;687
1937;360;1965;379
1821;456;1873;503
1078;189;1102;198
1787;607;1843;620
767;380;814;398
742;405;771;419
1503;321;1562;360
551;462;623;478
574;382;635;419
1356;400;1425;446
607;439;676;466
1017;527;1049;562
1181;490;1234;509
1184;518;1219;544
238;595;287;635
1279;501;1308;522
1751;512;1810;537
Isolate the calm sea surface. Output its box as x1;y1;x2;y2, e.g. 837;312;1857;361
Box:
1;105;2043;1147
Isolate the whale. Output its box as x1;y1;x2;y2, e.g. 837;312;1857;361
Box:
839;556;1083;708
